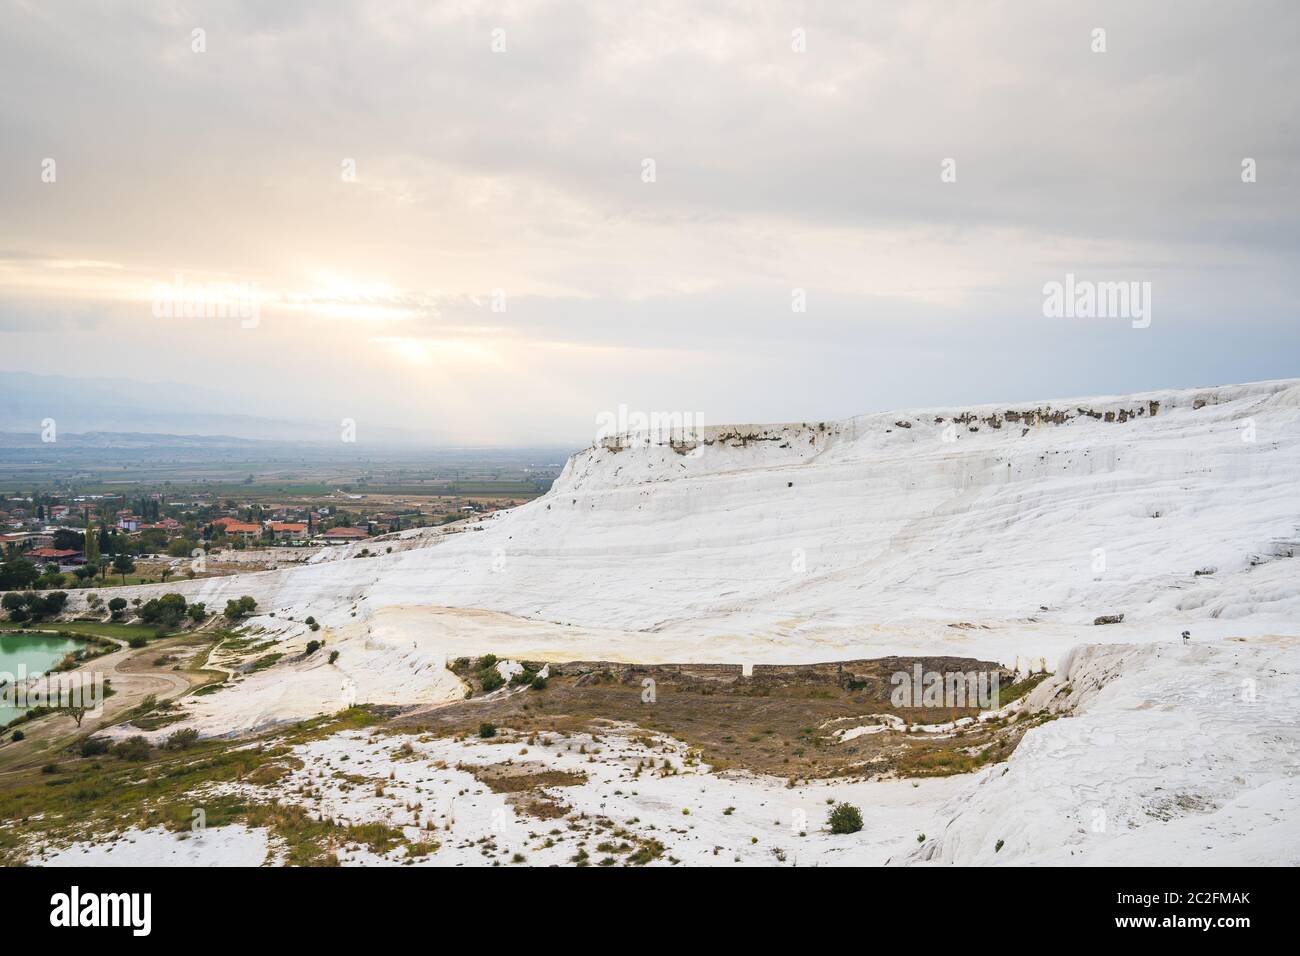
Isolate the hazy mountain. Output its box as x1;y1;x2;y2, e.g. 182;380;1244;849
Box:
0;371;437;444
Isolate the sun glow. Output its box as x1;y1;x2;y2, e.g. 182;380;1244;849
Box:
276;272;429;322
371;335;503;368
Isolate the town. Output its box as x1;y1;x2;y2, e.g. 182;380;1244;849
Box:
0;487;530;590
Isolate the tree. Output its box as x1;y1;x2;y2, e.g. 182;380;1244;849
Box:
35;570;66;590
68;706;87;728
139;593;187;629
107;596;128;620
83;511;99;565
2;590;67;622
0;557;39;591
1;591;25;621
112;554;135;584
223;595;258;620
166;538;196;558
52;528;84;551
139;529;167;554
40;591;68;617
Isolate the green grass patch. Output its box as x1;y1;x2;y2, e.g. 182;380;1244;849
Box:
0;621;174;642
995;671;1053;709
0;706;394;865
246;653;283;673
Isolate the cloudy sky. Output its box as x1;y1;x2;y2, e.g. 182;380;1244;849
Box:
1;0;1296;444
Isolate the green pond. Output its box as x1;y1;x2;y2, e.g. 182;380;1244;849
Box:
0;632;83;726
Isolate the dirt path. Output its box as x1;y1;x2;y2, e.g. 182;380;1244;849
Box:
0;632;222;778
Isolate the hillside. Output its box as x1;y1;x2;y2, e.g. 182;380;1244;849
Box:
21;378;1300;866
83;378;1299;661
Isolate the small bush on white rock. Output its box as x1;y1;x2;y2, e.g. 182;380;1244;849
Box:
828;803;863;835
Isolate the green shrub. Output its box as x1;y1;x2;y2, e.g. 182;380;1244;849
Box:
530;674;548;691
79;737;110;757
166;728;199;750
223;595;258;620
480;669;504;693
128;636;148;648
304;640;322;657
114;736;152;761
2;589;69;622
139;593;187;628
328;650;339;665
11;730;25;742
478;722;497;739
828;802;863;835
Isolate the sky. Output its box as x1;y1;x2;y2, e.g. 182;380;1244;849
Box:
0;0;1297;445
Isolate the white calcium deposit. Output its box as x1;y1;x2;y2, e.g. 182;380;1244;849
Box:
57;379;1300;865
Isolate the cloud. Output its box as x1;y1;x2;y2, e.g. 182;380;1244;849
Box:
0;0;1296;443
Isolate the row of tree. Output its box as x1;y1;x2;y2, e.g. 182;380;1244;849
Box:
1;590;68;622
0;554;142;591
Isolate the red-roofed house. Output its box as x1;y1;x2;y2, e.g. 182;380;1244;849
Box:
27;547;84;567
138;517;183;535
223;522;264;540
319;526;369;544
268;522;309;544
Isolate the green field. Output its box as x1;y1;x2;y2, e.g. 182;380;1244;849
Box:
52;575;172;589
0;621;170;641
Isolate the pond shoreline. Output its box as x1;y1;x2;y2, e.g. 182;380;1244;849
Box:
0;630;118;729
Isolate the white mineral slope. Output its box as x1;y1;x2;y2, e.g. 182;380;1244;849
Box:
78;378;1300;666
63;379;1300;741
36;824;270;867
905;639;1300;866
51;636;1300;866
44;379;1300;864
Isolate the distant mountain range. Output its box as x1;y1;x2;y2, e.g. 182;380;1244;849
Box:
0;371;435;445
